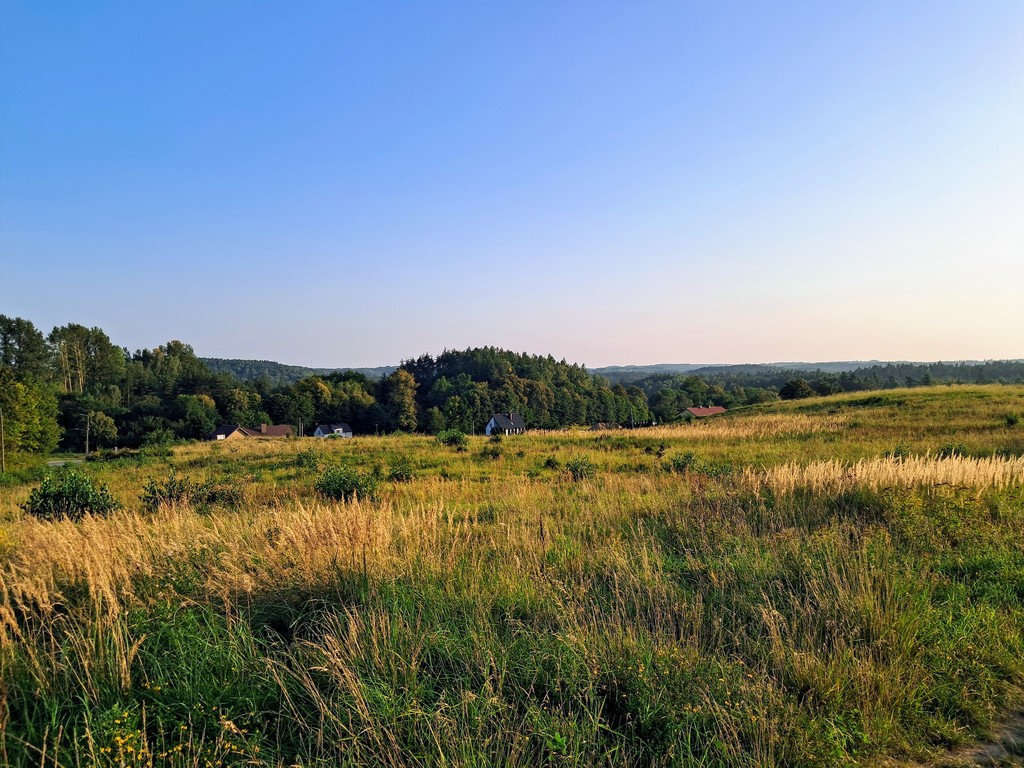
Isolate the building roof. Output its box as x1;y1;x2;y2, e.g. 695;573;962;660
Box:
489;412;526;431
316;423;352;433
260;424;294;437
685;406;727;417
206;423;293;439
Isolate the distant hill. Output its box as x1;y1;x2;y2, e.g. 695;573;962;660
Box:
205;357;1022;387
590;360;1005;383
201;358;395;386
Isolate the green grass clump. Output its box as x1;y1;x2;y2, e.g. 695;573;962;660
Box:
565;455;595;481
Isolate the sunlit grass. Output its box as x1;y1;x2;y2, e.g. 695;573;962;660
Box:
1;384;1023;766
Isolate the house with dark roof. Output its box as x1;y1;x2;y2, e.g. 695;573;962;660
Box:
685;406;727;418
485;412;526;436
207;423;294;440
313;423;353;438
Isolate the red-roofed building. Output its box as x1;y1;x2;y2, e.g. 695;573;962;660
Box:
685;406;727;418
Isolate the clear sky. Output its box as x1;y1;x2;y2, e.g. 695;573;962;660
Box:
1;2;1022;368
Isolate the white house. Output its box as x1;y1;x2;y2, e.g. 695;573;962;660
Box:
313;423;353;438
485;412;526;436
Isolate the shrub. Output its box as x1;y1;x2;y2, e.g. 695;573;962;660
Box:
436;429;468;449
936;442;968;459
1006;413;1020;428
668;452;698;473
489;432;503;444
315;465;379;502
565;455;595;481
886;443;911;461
388;456;414;483
543;455;561;470
479;445;502;461
22;467;120;521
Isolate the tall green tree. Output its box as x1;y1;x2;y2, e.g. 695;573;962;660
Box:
779;379;817;400
385;369;419;432
0;315;51;380
0;367;61;454
48;324;124;394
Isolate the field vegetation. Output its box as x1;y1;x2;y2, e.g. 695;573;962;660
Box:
2;385;1024;766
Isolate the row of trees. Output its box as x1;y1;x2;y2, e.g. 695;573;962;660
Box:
4;313;1023;457
629;360;1024;412
1;317;658;455
1;315;283;454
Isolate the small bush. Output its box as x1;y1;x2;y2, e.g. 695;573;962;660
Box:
543;455;561;470
885;443;911;461
479;445;503;461
1006;413;1020;428
388;456;414;483
668;452;698;473
315;465;379;502
936;442;968;459
565;455;595;481
436;429;468;449
22;467;120;521
489;432;503;444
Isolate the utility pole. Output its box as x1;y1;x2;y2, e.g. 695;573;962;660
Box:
84;411;91;457
0;405;6;475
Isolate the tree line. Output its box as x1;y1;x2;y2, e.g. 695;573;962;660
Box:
0;318;654;454
3;313;1023;456
628;359;1024;416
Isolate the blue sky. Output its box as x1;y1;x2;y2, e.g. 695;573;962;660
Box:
2;2;1022;367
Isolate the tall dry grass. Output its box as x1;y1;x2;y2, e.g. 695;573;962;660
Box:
2;385;1024;766
746;453;1024;495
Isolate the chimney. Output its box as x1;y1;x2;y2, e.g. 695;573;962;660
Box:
261;423;268;434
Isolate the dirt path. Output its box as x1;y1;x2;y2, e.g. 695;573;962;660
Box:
928;711;1024;767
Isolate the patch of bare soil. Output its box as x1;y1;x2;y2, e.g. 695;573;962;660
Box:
929;711;1024;768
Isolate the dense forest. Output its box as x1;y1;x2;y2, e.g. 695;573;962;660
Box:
3;313;1024;456
0;316;654;453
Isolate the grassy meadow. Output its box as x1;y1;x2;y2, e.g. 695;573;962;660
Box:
2;385;1024;767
